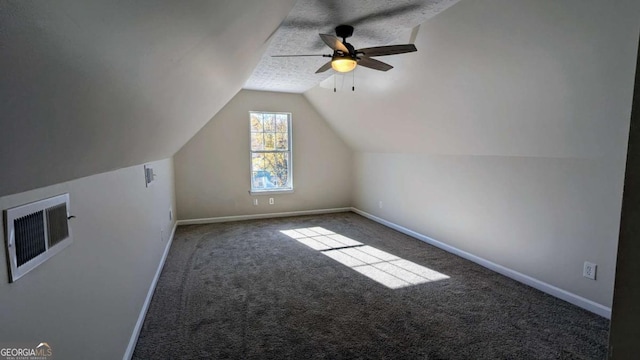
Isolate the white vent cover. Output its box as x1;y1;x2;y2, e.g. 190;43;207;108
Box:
3;193;73;282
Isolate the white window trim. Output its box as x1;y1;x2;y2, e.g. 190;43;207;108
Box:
249;111;293;194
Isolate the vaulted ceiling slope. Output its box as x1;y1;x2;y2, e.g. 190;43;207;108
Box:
0;0;296;197
304;0;640;159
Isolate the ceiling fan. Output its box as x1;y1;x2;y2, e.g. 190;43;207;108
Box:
272;24;417;74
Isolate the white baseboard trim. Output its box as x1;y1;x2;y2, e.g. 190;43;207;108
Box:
123;221;177;360
176;207;352;226
351;207;612;319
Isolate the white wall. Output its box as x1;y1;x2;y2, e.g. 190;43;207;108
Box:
174;90;353;220
354;153;623;307
306;0;640;309
0;158;176;359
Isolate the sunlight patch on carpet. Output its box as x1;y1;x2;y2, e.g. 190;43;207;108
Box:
280;227;449;289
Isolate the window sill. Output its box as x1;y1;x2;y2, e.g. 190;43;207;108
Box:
249;189;294;196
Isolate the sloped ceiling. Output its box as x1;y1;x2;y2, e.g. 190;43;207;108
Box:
304;0;640;159
244;0;459;93
0;0;296;197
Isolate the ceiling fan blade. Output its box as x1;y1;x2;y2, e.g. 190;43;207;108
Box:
356;44;417;57
315;61;333;74
271;54;330;57
319;34;349;53
358;57;393;72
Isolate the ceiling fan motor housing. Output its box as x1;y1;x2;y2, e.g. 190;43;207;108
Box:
335;25;354;40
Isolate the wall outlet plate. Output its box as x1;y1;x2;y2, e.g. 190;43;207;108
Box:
583;261;597;280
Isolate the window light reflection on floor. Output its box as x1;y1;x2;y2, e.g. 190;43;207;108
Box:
280;227;449;289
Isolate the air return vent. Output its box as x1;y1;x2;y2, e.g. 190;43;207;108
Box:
3;194;73;282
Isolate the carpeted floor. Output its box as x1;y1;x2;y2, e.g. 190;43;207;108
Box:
133;212;609;359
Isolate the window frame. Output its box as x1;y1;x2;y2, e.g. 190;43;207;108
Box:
249;111;293;195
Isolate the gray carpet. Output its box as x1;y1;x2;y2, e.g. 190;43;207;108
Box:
133;212;609;359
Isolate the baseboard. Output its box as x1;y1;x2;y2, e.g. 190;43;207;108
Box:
176;207;352;226
123;221;177;360
351;207;612;319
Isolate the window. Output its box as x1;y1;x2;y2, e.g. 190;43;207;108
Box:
250;111;292;193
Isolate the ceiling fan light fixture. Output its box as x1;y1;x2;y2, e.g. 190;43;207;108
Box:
331;57;357;73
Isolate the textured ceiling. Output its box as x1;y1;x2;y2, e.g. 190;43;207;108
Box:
243;0;460;93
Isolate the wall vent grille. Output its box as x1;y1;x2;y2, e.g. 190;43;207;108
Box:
3;193;73;282
14;211;46;267
46;203;69;247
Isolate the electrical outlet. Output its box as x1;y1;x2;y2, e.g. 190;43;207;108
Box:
269;198;274;205
253;198;258;206
379;201;383;209
583;261;597;280
169;207;173;221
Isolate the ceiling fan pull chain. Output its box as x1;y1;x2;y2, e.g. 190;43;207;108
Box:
334;74;336;92
352;68;355;92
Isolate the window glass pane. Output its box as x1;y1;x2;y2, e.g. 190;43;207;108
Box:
263;114;275;132
262;152;288;187
276;115;288;133
264;133;275;150
276;133;288;150
250;113;263;132
251;133;264;151
273;152;289;187
251;153;264;171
